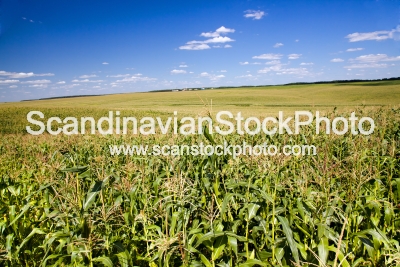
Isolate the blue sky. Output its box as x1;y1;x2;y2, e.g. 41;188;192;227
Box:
0;0;399;102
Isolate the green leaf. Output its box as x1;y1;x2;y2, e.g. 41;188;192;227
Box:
212;235;227;261
9;202;31;226
116;250;131;267
238;259;267;267
93;256;113;267
195;231;225;248
83;180;104;211
200;253;213;267
203;124;215;145
227;236;238;257
278;216;300;264
60;165;88;173
317;237;329;265
246;203;260;221
18;228;45;251
6;233;13;251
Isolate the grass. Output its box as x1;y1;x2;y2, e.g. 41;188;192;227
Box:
0;81;399;266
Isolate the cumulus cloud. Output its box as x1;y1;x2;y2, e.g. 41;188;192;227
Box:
288;53;301;59
258;65;309;76
331;58;344;62
344;63;387;69
179;64;188;68
240;62;249;65
201;26;235;37
236;74;254;78
107;74;131;78
274;43;284;48
346;26;400;42
0;79;19;84
220;70;227;72
179;43;211;50
0;71;54;79
29;84;48;88
244;10;266;20
300;62;314;66
71;79;104;83
171;69;187;74
79;74;98;78
351;54;400;62
187;36;234;44
56;81;66;84
265;60;281;65
200;72;225;81
253;53;282;60
179;26;235;50
115;74;156;83
224;44;232;48
21;79;52;84
344;53;400;68
346;48;364;52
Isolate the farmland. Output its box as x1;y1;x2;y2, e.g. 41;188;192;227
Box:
0;81;400;266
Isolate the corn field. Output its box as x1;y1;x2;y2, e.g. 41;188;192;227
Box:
0;107;399;266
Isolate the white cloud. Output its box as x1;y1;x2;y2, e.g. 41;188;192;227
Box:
56;81;66;84
345;63;387;69
79;74;98;78
102;62;109;65
240;62;249;65
220;70;227;72
236;74;254;78
188;36;234;44
0;79;19;84
171;69;187;74
115;74;156;83
344;53;400;69
288;53;301;59
346;26;400;42
259;66;310;76
179;64;188;68
9;85;18;88
253;53;282;60
224;44;232;48
29;84;48;88
180;26;235;50
0;71;54;79
21;79;52;84
346;48;364;52
295;39;299;42
216;26;235;34
201;26;235;38
300;62;314;66
179;43;211;50
199;73;225;81
244;10;266;20
274;43;284;48
108;74;131;78
331;58;344;62
351;54;400;63
71;79;104;83
265;60;281;65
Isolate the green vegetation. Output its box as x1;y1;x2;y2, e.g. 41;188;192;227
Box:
0;81;399;266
